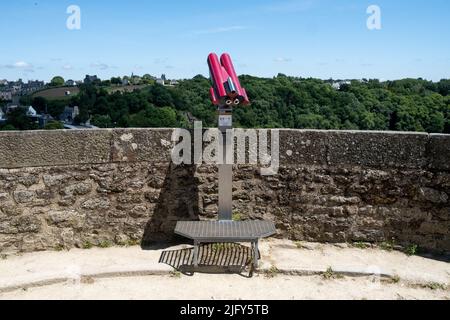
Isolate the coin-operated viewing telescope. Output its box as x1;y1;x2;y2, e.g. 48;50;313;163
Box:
207;53;250;108
174;53;275;270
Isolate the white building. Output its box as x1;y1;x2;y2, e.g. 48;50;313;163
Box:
331;80;351;90
26;106;38;117
0;108;5;120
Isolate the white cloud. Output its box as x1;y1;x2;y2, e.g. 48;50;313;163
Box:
4;61;32;69
193;26;248;35
90;62;110;70
274;57;292;63
3;61;35;73
14;61;30;68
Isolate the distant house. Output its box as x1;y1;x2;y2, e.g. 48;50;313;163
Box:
84;75;99;85
169;80;179;86
122;78;129;86
26;106;38;117
65;80;76;86
59;106;80;123
156;78;165;85
0;91;12;101
331;80;351;90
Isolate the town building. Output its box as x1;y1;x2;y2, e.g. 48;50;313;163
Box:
21;80;45;94
65;80;76;86
84;75;100;84
26;106;38;117
59;106;80;124
330;80;351;90
0;91;12;101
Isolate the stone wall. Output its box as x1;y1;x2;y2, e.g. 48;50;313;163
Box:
0;129;449;254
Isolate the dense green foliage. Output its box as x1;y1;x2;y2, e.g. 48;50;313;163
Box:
2;75;449;133
50;76;65;87
44;121;64;130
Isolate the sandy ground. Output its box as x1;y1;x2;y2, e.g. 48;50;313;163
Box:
1;274;448;300
0;239;448;300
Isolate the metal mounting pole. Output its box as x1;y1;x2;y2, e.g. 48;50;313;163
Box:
218;109;233;221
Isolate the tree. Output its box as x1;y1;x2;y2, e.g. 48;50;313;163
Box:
150;84;174;107
111;77;122;85
32;97;47;114
74;109;90;125
0;124;16;131
44;121;64;130
6;107;36;130
47;100;66;118
50;76;65;87
129;106;177;128
91;114;113;128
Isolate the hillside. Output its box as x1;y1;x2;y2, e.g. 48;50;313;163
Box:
32;86;80;100
3;76;450;133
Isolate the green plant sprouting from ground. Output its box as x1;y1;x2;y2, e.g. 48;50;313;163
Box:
82;241;93;249
232;212;243;221
405;244;418;256
264;266;280;278
83;239;140;250
212;243;235;252
322;267;344;280
99;240;112;248
170;270;182;278
380;238;396;252
54;244;65;252
423;282;447;291
353;242;369;249
390;275;401;284
117;239;141;247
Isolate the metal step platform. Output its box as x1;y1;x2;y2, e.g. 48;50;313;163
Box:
175;221;276;268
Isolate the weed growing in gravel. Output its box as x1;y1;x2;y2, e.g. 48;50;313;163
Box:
405;244;418;256
99;241;112;248
232;212;243;221
170;270;182;278
353;242;369;249
264;266;280;278
423;282;446;291
380;239;395;251
82;242;93;249
322;267;344;280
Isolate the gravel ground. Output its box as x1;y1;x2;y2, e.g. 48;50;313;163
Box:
1;273;448;300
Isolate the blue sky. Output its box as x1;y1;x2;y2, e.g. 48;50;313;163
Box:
0;0;449;82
